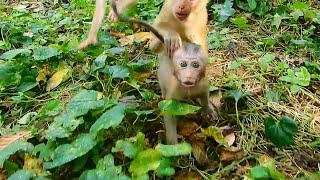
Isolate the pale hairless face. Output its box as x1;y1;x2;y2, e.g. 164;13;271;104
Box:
172;43;207;87
172;0;201;21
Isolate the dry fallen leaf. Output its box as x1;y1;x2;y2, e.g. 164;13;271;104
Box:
221;126;236;146
119;35;134;46
23;32;34;38
46;69;70;91
177;120;199;137
0;131;32;151
220;146;243;161
134;32;153;42
192;142;209;166
174;171;202;180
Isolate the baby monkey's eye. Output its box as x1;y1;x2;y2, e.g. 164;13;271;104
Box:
192;61;200;68
180;61;187;67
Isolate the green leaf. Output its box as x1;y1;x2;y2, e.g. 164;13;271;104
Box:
279;67;310;86
201;126;228;147
90;103;127;135
155;143;192;157
46;90;107;140
264;116;298;148
0;140;34;166
0;48;31;60
272;13;282;29
259;53;275;71
8;169;34;180
223;90;247;103
158;99;201;116
248;0;257;11
17;81;38;93
17;112;38;125
291;39;313;46
290;85;300;94
106;65;130;79
230;16;249;29
92;54;107;72
156;158;175;177
249;166;271;179
129;149;162;177
293;2;309;10
32;46;60;60
44;133;97;169
212;0;235;22
0;63;21;88
112;140;138;158
80;154;130;180
39;100;64;117
259;156;285;180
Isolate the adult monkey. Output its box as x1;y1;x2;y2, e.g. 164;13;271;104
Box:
111;1;217;144
78;0;209;57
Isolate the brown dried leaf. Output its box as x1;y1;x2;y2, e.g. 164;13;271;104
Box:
221;126;236;146
174;171;202;180
192;142;209;166
220;146;243;162
0;131;32;151
177;120;199;137
119;35;134;46
134;32;153;42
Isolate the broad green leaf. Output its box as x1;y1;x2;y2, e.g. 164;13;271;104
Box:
293;2;309;10
249;166;271;179
0;48;31;60
222;90;247;103
80;154;130;180
264;116;298;148
259;53;275;71
158;99;201;116
290;85;300;94
248;0;257;11
254;4;269;16
140;91;160;101
156;158;175;177
32;46;60;60
32;143;55;162
291;39;313;46
0;63;21;88
46;68;72;91
38;100;64;117
129;149;162;177
90;103;127;135
44;133;97;169
201;126;228;147
17;81;38;93
155;143;192;157
106;65;130;79
228;60;241;70
272;13;282;29
230;17;249;29
212;0;235;22
259;155;285;180
279;67;310;86
46;90;106;140
0;140;34;166
17;112;38;125
290;10;304;21
112;140;138;158
92;54;107;72
8;169;34;180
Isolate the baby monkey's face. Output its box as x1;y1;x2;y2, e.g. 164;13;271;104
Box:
173;44;207;88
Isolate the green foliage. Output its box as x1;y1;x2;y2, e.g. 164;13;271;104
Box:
129;149;162;178
44;133;97;169
249;166;271;179
32;47;61;61
158;99;201;116
155;143;192;157
0;48;31;60
264;116;298;148
80;154;130;180
279;67;311;93
0;140;34;166
8;169;34;180
211;0;235;22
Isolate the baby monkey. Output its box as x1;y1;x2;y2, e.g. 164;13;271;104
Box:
112;1;217;144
